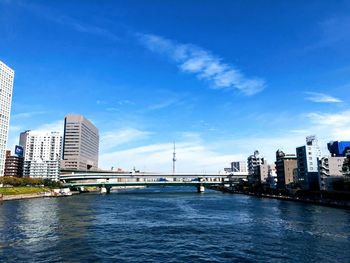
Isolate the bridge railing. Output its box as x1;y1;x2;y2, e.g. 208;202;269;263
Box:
61;176;228;184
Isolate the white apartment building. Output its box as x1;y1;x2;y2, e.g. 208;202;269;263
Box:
19;131;62;181
0;61;14;176
296;135;322;190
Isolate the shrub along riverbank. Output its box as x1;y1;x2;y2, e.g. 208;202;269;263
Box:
0;176;61;196
0;187;51;195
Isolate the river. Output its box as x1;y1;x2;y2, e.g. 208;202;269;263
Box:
0;187;349;262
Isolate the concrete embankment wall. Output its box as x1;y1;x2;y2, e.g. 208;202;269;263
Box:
0;193;52;201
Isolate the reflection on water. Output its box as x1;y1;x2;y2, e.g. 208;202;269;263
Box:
0;188;350;262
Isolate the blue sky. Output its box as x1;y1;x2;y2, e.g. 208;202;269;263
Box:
1;0;350;172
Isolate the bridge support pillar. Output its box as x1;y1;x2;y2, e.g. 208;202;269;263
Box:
197;185;205;193
100;186;111;194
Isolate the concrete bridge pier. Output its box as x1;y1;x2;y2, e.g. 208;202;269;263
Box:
197;184;205;193
100;186;111;194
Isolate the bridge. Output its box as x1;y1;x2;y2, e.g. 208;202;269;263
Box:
60;172;246;193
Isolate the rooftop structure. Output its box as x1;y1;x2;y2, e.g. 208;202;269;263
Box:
327;141;350;157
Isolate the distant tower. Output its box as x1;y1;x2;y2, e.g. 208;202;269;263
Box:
172;142;176;174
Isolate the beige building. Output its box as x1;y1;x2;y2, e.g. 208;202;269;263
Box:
275;150;298;189
318;156;345;191
61;114;99;171
0;61;14;176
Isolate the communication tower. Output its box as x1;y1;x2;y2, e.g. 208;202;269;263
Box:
172;142;176;174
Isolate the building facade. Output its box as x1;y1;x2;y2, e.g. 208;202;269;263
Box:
0;61;14;176
247;150;264;176
275;150;297;189
247;151;268;184
231;161;247;173
4;150;24;177
61;114;99;171
19;131;62;181
318;156;345;191
296;135;322;190
327;141;350;157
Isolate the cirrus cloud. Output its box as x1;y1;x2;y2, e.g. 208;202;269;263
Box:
138;33;266;96
305;91;342;103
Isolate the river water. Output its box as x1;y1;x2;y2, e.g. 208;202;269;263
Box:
0;187;349;262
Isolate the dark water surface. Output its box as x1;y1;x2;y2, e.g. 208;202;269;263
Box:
0;187;350;262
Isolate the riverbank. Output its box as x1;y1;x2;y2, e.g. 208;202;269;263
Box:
0;185;148;202
0;187;79;202
215;186;350;210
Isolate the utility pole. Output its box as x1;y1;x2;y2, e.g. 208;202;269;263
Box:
172;142;176;175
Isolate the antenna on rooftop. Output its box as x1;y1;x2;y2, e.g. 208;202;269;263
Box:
172;141;176;174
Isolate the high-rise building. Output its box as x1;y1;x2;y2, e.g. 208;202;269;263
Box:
61;114;99;171
247;150;267;184
296;135;322;190
19;130;62;181
0;61;15;176
231;161;247;173
247;150;264;175
275;150;297;189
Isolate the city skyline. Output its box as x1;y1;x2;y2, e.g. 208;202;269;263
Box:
1;1;350;172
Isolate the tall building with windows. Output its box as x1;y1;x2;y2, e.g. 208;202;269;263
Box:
231;161;247;173
275;150;297;189
318;156;345;191
4;149;24;177
19;130;62;181
247;150;267;184
61;114;99;171
296;135;322;190
0;61;15;176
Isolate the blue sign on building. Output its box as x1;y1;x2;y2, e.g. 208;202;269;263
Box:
327;141;350;157
15;145;24;157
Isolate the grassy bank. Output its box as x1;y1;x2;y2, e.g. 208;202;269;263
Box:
0;187;51;195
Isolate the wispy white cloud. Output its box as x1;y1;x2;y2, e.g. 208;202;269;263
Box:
320;16;350;46
117;100;134;106
98;108;350;172
306;110;350;127
138;33;266;96
31;120;64;134
100;128;153;151
147;98;179;111
6;120;64;152
305;16;350;51
13;1;121;42
42;14;120;42
305;92;342;103
99;140;240;173
11;111;46;119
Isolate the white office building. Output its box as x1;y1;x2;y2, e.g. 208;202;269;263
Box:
19;130;62;181
296;135;322;190
0;61;15;176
